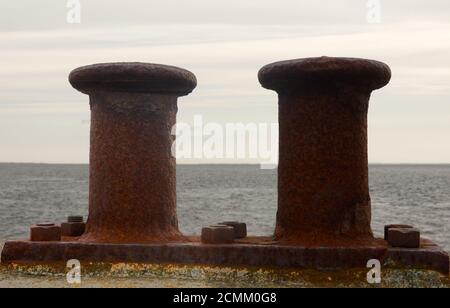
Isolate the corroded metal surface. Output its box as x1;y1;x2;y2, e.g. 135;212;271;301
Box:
69;62;197;95
2;58;447;279
384;224;413;240
61;222;85;237
1;238;448;274
30;224;61;242
201;226;235;244
69;62;197;243
259;57;391;243
220;222;247;239
388;228;420;248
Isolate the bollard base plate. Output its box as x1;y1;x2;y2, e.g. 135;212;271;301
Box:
1;237;448;274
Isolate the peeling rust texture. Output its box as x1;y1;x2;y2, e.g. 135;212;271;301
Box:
69;62;197;243
259;57;391;244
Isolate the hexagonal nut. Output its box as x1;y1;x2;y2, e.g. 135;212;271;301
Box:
388;228;420;248
384;224;413;240
30;224;61;242
67;216;84;223
219;221;247;239
201;226;234;244
61;222;86;237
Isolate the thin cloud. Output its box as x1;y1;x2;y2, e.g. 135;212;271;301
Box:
0;1;449;163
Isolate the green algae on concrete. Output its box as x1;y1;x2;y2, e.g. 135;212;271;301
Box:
1;262;449;288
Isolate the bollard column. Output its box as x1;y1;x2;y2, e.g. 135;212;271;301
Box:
69;62;196;243
259;57;391;244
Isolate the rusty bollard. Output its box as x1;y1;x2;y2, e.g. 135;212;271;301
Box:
69;62;196;243
259;57;391;243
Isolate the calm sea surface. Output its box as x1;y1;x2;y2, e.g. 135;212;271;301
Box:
0;164;449;251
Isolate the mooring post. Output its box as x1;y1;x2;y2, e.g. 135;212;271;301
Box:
69;62;196;243
258;57;391;243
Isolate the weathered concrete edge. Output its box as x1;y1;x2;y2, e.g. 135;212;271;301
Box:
385;247;449;274
1;240;448;275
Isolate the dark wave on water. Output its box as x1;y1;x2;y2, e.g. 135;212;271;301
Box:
0;163;448;251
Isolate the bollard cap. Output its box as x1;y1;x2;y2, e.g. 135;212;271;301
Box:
258;56;391;92
69;62;197;96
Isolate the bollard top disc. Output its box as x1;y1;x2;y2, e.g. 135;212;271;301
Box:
69;62;197;96
258;56;391;92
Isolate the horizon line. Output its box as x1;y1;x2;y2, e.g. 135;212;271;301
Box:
1;162;450;166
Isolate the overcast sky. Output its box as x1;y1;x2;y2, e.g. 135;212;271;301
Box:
1;0;449;164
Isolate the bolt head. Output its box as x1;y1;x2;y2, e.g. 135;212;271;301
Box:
30;225;61;242
219;221;247;239
68;216;84;223
61;222;86;237
384;224;413;240
36;223;55;227
388;228;420;248
201;226;234;244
